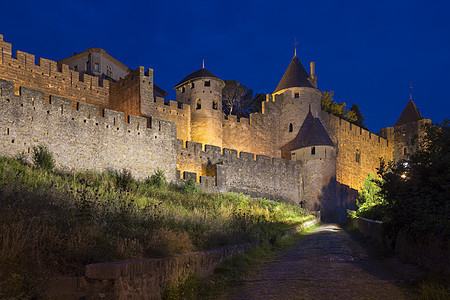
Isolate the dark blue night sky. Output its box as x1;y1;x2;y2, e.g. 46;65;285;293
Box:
1;0;448;132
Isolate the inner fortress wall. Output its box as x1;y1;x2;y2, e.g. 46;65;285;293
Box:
222;98;281;158
319;111;393;190
0;79;177;181
0;35;110;112
110;67;154;118
176;140;301;204
143;97;191;141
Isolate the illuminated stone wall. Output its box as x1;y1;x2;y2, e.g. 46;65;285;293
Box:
176;140;301;204
0;79;177;181
319;111;394;190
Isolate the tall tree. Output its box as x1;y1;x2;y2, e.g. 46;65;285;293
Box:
222;80;253;118
349;104;367;129
251;93;266;114
321;91;366;124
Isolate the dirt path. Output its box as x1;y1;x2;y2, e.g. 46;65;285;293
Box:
217;224;420;300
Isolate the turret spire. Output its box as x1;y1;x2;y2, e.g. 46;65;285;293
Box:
410;84;413;102
202;59;205;69
294;38;298;57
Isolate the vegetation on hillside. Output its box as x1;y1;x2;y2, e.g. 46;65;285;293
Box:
0;150;313;298
351;120;450;240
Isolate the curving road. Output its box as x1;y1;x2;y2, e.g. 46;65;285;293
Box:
218;224;418;300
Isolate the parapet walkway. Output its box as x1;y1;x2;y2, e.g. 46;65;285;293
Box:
218;224;420;299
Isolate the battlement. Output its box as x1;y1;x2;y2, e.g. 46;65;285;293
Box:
177;138;296;181
151;97;190;114
176;138;300;203
0;79;175;136
321;110;390;147
0;36;110;97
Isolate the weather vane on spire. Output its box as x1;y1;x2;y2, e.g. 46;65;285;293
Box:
410;84;413;102
294;38;298;56
202;59;205;69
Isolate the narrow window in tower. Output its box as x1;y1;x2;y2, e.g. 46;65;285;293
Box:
191;82;195;89
196;100;201;110
182;86;185;93
289;123;293;132
94;63;99;72
404;148;408;155
295;93;299;98
74;65;78;71
204;80;210;87
212;101;218;110
356;150;361;163
311;147;315;155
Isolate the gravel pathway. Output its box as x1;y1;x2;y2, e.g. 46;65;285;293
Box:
217;224;418;300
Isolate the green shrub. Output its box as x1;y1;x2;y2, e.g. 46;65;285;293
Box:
32;145;54;171
182;179;198;194
147;168;166;187
113;168;134;190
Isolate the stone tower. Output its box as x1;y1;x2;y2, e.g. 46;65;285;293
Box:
174;67;225;148
379;95;431;162
272;54;323;159
290;111;337;215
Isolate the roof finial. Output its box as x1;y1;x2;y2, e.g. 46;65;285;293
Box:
409;84;413;102
202;59;205;69
294;38;298;57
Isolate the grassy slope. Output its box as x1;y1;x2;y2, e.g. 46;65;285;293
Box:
0;156;313;297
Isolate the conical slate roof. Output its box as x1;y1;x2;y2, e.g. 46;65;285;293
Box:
394;100;424;127
174;68;222;88
284;111;335;154
274;56;314;93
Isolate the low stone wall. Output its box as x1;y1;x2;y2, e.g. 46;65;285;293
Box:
349;217;449;274
349;217;384;243
44;218;320;299
395;230;449;274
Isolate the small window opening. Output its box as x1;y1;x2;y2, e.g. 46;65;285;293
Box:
191;82;195;89
289;123;293;132
311;147;316;155
404;148;408;155
212;101;218;110
74;65;78;71
181;86;185;93
85;61;90;71
294;93;299;98
196;100;201;110
356;149;361;163
94;63;99;72
204;80;210;87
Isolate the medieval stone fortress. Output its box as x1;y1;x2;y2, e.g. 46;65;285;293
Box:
0;34;430;222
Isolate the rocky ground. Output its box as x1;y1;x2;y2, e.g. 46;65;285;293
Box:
216;224;423;300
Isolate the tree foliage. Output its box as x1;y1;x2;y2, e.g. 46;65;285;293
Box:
378;120;450;239
321;91;367;128
222;80;253;118
349;104;367;129
353;173;385;220
222;80;265;118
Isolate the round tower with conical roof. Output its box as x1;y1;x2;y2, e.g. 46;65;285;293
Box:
273;54;322;160
290;112;337;220
174;67;225;148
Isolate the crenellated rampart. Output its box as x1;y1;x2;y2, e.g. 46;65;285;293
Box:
143;96;191;141
221;96;281;158
176;139;301;204
319;111;393;189
0;35;111;110
0;79;177;181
